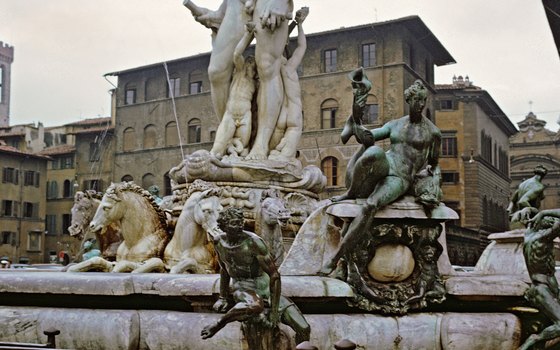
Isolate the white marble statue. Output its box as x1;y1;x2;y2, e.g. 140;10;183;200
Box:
210;22;257;158
269;7;308;161
183;0;299;161
164;180;223;273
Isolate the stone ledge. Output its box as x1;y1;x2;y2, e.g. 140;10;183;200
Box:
445;275;530;297
0;272;354;298
0;308;521;350
0;271;540;299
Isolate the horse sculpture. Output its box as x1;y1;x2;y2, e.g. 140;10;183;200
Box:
68;190;122;261
164;179;223;274
86;182;169;272
257;194;291;266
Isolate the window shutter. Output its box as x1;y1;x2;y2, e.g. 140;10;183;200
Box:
2;168;6;183
1;201;4;216
14;169;19;185
35;172;40;187
13;201;19;217
452;99;459;110
10;232;15;246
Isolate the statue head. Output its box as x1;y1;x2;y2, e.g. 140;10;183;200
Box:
148;185;161;198
534;165;548;178
218;207;244;235
245;56;257;79
83;240;93;251
404;80;428;115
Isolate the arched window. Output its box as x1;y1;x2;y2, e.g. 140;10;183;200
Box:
189;70;203;94
321;99;338;129
121;175;133;182
124;83;136;105
142;173;155;189
123;127;136;152
143;124;157;149
145;78;159;101
63;180;72;198
188;118;201;143
164;172;172;196
165;121;179;147
321;157;339;186
365;94;379;124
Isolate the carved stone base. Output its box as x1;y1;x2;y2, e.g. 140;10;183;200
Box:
344;220;446;314
281;196;458;314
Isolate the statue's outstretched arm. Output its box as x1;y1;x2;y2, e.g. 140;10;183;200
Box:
286;20;306;69
233;23;256;70
428;130;441;168
256;239;281;325
530;209;560;228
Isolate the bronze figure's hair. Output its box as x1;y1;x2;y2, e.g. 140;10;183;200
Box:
404;79;427;103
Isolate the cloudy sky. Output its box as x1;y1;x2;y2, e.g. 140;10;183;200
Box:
1;0;558;130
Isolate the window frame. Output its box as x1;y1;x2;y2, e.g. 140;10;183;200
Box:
439;99;453;110
321;156;339;187
324;49;337;73
168;77;181;98
188;119;202;143
189;81;202;95
125;88;136;105
441;171;460;184
441;135;458;157
361;43;376;67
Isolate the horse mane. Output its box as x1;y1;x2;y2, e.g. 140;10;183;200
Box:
84;190;103;201
107;182;168;229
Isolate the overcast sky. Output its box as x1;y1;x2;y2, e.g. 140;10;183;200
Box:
1;0;558;130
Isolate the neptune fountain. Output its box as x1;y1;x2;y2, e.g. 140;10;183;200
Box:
0;1;552;349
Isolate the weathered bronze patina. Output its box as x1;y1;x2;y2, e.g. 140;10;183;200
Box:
320;74;442;276
507;165;547;226
201;207;310;349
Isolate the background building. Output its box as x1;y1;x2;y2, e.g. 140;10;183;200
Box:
509;112;560;210
434;76;517;265
0;41;13;128
0;118;113;263
0;142;48;264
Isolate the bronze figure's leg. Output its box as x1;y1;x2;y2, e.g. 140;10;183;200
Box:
201;290;264;339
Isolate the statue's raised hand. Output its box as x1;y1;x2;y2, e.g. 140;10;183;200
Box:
259;0;293;31
294;7;309;24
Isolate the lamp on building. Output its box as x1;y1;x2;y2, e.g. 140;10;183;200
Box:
469;148;475;163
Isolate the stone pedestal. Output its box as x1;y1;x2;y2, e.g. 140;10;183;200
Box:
281;196;458;313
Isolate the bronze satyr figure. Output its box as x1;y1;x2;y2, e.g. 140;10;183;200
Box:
517;208;560;349
201;207;310;347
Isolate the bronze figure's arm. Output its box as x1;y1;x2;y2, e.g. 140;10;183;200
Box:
256;239;281;325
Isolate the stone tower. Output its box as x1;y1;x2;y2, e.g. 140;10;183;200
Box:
0;41;14;127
